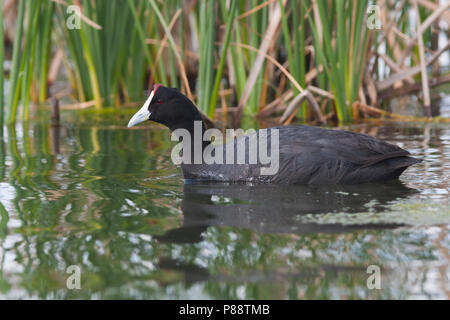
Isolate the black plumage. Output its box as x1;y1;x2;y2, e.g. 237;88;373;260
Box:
183;125;421;184
128;85;421;184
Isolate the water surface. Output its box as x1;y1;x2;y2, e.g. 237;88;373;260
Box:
0;109;449;299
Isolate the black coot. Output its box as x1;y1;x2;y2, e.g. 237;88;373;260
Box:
128;85;421;184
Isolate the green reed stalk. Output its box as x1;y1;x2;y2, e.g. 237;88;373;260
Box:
123;5;147;101
244;0;267;115
164;1;178;89
231;12;247;102
196;0;216;113
178;0;185;63
207;0;237;117
0;7;4;130
218;0;245;101
248;0;268;114
6;0;26;124
280;0;297;82
154;19;169;87
128;0;158;86
149;0;188;92
108;0;131;105
281;1;307;118
79;27;102;109
303;0;369;122
63;14;92;102
296;0;307;119
21;0;41;121
38;1;55;104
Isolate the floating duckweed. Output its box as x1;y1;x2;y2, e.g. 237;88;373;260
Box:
298;201;450;226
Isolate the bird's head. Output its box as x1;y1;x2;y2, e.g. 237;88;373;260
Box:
127;84;203;132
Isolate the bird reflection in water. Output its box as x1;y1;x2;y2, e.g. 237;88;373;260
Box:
157;181;417;244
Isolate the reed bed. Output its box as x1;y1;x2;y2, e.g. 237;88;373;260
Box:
0;0;449;126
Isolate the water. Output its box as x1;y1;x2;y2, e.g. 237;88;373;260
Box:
0;110;449;299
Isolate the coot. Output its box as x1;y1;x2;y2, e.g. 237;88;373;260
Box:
128;85;421;184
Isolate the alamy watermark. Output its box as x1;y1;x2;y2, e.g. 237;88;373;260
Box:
171;121;280;176
66;265;81;290
367;4;382;30
366;265;381;290
66;5;81;30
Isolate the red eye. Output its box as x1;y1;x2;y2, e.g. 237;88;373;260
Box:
157;99;163;104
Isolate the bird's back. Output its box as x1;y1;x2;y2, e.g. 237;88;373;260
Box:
182;125;421;184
